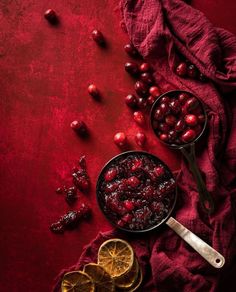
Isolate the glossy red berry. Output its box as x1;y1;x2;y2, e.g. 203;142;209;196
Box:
176;62;187;77
140;72;154;85
124;43;139;57
44;9;57;23
159;133;169;142
178;92;190;104
137;97;147;109
147;95;156;105
133;111;145;126
154;166;165;177
183;97;199;113
139;62;152;73
187;64;198;78
134;81;149;97
124;200;135;211
88;84;100;98
165;115;176;126
124;62;139;76
169;100;181;114
181;129;196;143
160;96;170;104
154;108;164;121
135;132;146;147
91;29;105;45
198;114;205;124
158;123;170;133
114;132;127;147
149;86;160;97
184;114;198;126
70;120;88;136
125;94;137;109
175;119;186;132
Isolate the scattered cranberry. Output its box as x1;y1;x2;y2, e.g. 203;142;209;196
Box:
134;81;149;97
91;29;105;45
181;129;197;143
104;168;117;182
133;111;145;126
140;72;154;85
70;120;88;136
139;63;152;73
184;114;198;127
147;95;156;105
149;86;160;97
88;84;100;99
135;132;146;147
137;97;147;109
124;43;139;57
125;94;137;109
165;115;176;126
44;9;57;24
176;62;187;77
124;62;139;76
187;64;198;78
114;132;127;147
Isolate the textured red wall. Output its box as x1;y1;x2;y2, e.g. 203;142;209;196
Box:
0;1;235;291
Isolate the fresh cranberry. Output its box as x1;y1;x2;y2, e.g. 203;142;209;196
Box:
168;130;177;142
184;114;198;126
124;200;135;211
181;129;197;143
175;119;186;132
125;94;137;109
165;115;176;126
149;86;160;97
114;132;127;147
169;100;181;114
198;114;205;124
140;72;154;85
199;73;207;82
160;103;170;115
137;97;147;109
176;62;187;77
127;176;140;187
134;81;149;97
154;166;165;177
124;62;139;76
139;63;152;73
154;108;164;121
178;92;190;104
70;120;88;136
104;168;117;182
187;64;198;78
91;29;105;45
124;43;139;57
133;111;145;126
44;9;57;23
135;132;146;147
159;133;169;142
158;123;170;133
147;95;157;105
88;84;100;99
160;96;170;104
183;97;200;113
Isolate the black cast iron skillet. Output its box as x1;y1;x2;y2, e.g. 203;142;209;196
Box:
96;151;224;268
150;90;214;214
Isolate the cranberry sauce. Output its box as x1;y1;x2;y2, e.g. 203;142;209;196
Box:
97;152;176;231
151;91;206;146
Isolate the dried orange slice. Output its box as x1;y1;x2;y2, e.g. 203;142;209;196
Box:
83;263;115;292
116;267;143;292
61;270;95;292
98;238;134;278
115;257;139;289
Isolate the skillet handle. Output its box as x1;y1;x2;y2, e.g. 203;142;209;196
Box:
166;217;225;268
180;143;214;214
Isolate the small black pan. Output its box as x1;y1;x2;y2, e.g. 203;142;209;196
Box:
150;90;214;214
96;151;224;268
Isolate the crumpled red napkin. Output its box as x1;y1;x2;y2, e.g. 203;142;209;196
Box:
53;1;236;291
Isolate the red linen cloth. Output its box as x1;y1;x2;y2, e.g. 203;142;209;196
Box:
53;1;236;291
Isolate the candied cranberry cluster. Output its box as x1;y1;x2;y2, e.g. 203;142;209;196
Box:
97;153;176;231
151;91;206;145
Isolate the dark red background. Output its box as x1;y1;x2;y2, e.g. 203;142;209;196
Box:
1;1;236;291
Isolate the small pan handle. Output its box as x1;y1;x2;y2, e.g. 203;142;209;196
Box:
166;217;225;268
180;143;214;214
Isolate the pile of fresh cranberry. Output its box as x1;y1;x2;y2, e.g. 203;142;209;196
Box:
97;153;176;231
151;91;206;145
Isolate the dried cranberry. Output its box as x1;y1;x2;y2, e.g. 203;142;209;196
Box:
135;132;146;147
176;62;187;77
125;62;139;76
91;29;105;45
70;120;88;136
133;111;145;126
125;94;137;109
114;132;127;147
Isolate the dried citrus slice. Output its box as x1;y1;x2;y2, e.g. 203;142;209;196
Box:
61;270;95;292
116;267;143;292
115;257;139;289
98;238;134;278
83;263;115;292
